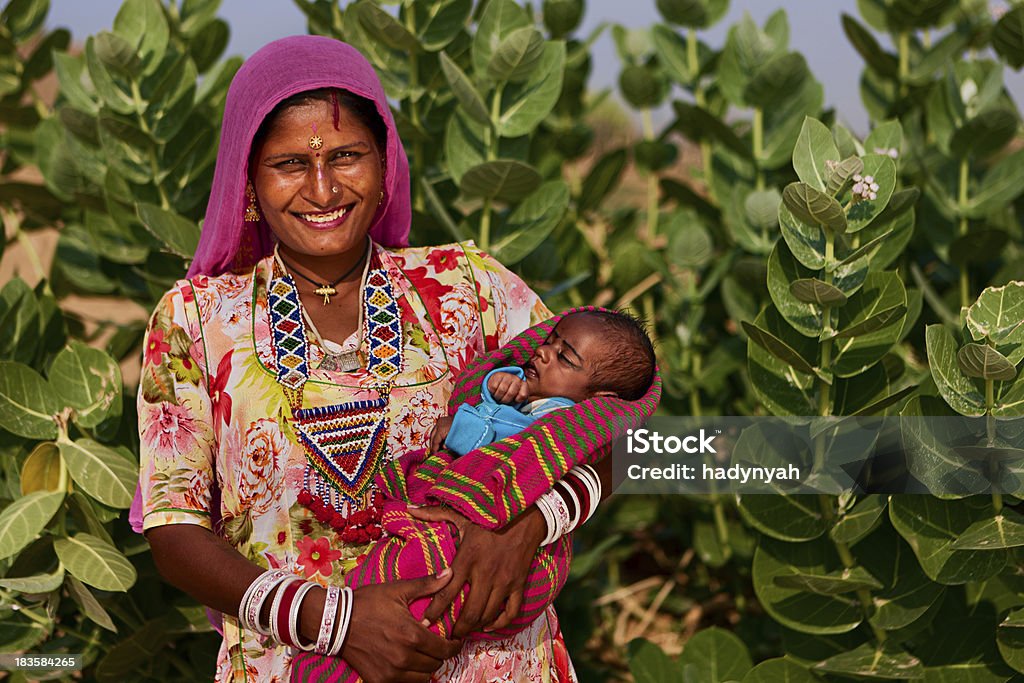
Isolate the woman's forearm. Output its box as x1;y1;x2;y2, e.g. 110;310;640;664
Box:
145;524;327;641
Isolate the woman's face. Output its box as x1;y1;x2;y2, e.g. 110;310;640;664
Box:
251;98;383;259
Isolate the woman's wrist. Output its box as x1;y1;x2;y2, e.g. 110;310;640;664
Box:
298;585;327;644
522;504;549;548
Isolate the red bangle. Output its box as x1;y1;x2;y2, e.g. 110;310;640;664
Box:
563;472;590;522
274;579;303;648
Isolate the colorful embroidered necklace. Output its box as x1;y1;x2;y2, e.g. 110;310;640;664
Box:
267;247;403;519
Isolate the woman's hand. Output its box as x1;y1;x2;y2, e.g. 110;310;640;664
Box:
408;504;547;638
341;570;463;683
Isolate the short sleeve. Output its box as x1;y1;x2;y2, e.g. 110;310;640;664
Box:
460;244;552;348
138;282;217;532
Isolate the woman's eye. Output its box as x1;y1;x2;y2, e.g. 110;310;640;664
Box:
276;159;304;170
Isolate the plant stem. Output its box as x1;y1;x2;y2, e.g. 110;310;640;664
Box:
818;231;835;422
641;108;658;239
898;31;910;98
480;198;492;251
688;28;714;199
8;210;48;285
985;378;1003;513
958;157;970;308
753;108;765;191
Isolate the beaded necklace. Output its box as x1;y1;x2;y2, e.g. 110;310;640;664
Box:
267;247;403;528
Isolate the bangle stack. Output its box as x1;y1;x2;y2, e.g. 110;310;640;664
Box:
535;465;604;546
239;570;354;656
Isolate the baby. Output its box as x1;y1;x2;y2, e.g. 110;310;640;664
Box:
430;310;657;456
300;311;655;682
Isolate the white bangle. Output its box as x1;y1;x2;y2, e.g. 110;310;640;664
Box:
315;586;340;654
576;464;602;522
556;479;582;529
289;581;319;652
534;491;559;545
328;586;353;657
536;489;571;545
240;569;291;634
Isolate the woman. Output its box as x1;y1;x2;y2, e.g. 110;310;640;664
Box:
136;35;580;682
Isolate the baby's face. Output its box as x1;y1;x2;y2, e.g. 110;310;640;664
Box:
522;314;607;403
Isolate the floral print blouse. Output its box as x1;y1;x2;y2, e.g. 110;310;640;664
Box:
138;241;577;682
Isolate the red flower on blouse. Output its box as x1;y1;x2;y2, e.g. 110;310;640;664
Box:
210;350;234;427
426;248;460;273
296;535;342;578
145;328;172;367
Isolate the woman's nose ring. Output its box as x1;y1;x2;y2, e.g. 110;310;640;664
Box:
331;186;339;193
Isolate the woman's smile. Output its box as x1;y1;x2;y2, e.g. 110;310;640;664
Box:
294;203;353;229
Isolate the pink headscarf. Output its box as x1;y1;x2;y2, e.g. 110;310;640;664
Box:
188;35;411;278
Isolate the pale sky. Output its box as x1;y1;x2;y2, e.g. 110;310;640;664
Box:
48;0;1024;136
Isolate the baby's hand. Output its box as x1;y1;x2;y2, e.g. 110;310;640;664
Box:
429;415;454;454
488;372;529;404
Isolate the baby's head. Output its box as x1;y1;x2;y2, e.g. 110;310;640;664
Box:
522;310;656;404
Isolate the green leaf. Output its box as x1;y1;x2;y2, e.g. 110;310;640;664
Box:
94;31;142;76
745;189;780;232
472;0;530;76
889;496;1008;584
66;574;117;632
830;494;887;545
965;149;1024;218
782;182;847;233
736;492;826;543
792;117;840;193
678;627;753;682
858;523;945;631
57;438;136;509
54;533;136;592
762;79;824;170
949;229;1009;267
439;52;491;126
20;442;63;495
628;638;683;683
841;14;899;78
113;0;169;73
717;12;779;106
618;63;668;109
997;608;1024;674
744;52;808;109
0;278;42;366
925;325;986;417
666;213;713;268
85;37;135;116
753;536;863;634
0;491;64;561
48;341;122;428
490;181;569;264
957;344;1017;382
0;361;59;439
814;643;923;679
774;566;883;594
542;0;583;38
497;41;565;137
651;24;693;84
779;203;825;270
950;107;1018;160
353;0;418;51
460;160;541;201
742;659;819;683
742;321;816;374
673;101;751;159
136;202;200;259
99;113;152;184
845;154;896;233
418;0;473;51
578;148;626;213
950;509;1024;550
864;119;903;159
830;272;907;380
767;241;825;337
825;156;865;197
1;0;49;41
993;6;1024;69
746;307;817;415
487;27;546;83
966;282;1024;344
790;279;848;306
0;565;65;593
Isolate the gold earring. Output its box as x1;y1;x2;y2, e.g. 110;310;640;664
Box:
245;181;261;222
